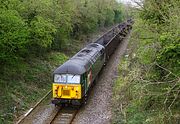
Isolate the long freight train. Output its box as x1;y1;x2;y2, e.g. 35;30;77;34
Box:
52;19;134;106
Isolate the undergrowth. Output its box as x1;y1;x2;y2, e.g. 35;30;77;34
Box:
0;52;68;124
0;23;112;124
113;54;180;124
113;1;180;123
112;19;180;124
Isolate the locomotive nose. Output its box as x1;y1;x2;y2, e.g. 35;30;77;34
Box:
52;84;81;99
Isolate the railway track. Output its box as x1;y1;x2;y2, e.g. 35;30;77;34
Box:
50;106;79;124
16;90;52;124
16;20;133;124
16;90;79;124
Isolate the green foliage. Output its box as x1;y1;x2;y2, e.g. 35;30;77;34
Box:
104;9;115;26
140;0;180;76
47;52;68;66
0;9;29;63
0;52;68;123
0;0;123;64
29;16;56;48
114;10;123;23
113;0;180;123
71;0;123;37
0;0;124;123
51;0;73;49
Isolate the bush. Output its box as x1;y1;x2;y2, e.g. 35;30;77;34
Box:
29;16;56;50
0;9;29;64
113;1;180;123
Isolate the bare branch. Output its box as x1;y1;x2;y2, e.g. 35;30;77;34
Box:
168;87;180;109
164;81;180;105
155;63;179;78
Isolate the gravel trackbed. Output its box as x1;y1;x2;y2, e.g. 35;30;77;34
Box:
72;36;129;124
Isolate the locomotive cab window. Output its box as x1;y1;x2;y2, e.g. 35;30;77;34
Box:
54;74;80;84
100;49;104;54
54;74;66;83
67;74;80;84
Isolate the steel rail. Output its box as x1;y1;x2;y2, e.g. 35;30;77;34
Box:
15;19;134;124
50;106;79;124
49;106;63;124
69;109;78;124
16;90;52;124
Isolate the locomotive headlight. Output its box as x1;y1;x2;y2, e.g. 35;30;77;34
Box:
76;87;79;90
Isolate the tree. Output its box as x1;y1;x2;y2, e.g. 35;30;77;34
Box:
0;9;29;63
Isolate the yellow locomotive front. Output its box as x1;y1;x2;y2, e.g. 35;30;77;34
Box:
52;74;82;105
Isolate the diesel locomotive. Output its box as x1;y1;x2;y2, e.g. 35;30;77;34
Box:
52;20;133;106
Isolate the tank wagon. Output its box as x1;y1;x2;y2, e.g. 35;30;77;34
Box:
52;20;133;106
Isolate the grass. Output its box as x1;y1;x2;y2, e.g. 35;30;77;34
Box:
0;52;68;124
0;27;103;124
0;24;121;124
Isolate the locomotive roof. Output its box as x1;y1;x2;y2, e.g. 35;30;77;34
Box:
53;43;104;75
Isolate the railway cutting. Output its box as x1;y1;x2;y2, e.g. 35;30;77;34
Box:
16;19;134;124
